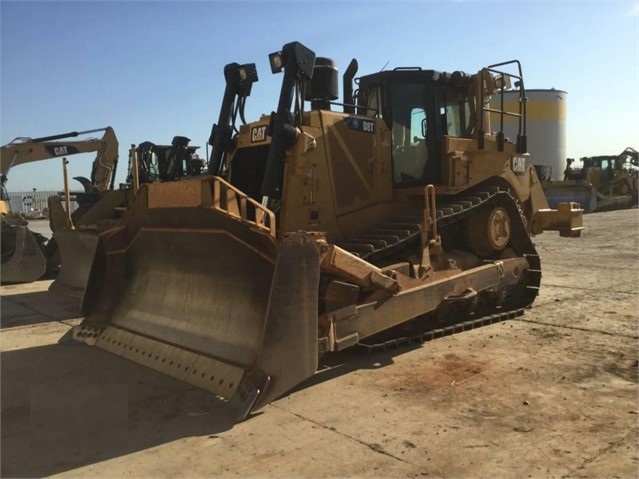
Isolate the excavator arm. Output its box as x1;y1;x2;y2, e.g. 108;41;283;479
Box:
0;127;119;192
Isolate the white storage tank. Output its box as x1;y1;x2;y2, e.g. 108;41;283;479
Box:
491;89;567;180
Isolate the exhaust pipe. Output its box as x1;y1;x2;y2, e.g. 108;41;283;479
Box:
343;58;358;114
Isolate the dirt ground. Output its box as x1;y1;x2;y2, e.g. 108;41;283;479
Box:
1;210;637;478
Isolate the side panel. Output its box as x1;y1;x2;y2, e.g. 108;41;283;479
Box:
440;136;533;203
278;112;339;237
323;112;395;237
278;111;395;241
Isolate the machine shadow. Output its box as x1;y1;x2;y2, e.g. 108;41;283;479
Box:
2;317;425;477
284;341;423;398
1;341;235;478
0;287;81;328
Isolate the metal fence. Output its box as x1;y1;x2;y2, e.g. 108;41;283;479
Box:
4;190;79;217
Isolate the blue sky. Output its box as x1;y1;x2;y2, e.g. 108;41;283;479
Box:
1;0;638;191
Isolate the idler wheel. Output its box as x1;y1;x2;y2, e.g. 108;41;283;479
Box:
467;206;511;257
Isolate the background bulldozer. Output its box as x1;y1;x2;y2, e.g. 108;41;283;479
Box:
72;41;583;421
49;134;204;298
126;137;204;185
539;147;638;213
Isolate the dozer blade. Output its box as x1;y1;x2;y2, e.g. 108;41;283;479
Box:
1;224;47;283
47;189;130;298
48;228;100;298
544;183;597;212
73;207;320;421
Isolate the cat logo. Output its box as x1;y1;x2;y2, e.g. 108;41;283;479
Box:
45;145;80;157
251;125;267;143
54;146;68;156
511;156;526;175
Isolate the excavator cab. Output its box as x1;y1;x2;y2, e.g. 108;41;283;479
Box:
71;41;583;421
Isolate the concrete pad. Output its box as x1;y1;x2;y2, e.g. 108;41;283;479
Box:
1;210;637;478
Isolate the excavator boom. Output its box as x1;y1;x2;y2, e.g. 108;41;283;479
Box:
1;126;119;192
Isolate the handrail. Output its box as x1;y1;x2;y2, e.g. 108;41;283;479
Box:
478;60;527;153
212;176;276;237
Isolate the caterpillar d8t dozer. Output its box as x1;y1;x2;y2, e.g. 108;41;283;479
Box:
71;42;583;421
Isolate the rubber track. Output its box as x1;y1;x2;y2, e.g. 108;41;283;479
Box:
337;186;541;350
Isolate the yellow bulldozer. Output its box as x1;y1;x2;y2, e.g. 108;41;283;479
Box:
540;147;639;212
1;127;122;284
71;42;583;420
49;134;204;298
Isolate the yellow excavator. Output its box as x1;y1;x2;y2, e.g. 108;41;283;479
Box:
71;42;583;420
0;127;121;284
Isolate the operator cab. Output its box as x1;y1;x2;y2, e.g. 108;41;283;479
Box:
357;68;476;188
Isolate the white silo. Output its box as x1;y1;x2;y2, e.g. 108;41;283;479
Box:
491;89;567;180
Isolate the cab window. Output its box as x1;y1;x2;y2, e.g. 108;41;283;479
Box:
389;83;430;185
441;87;474;138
